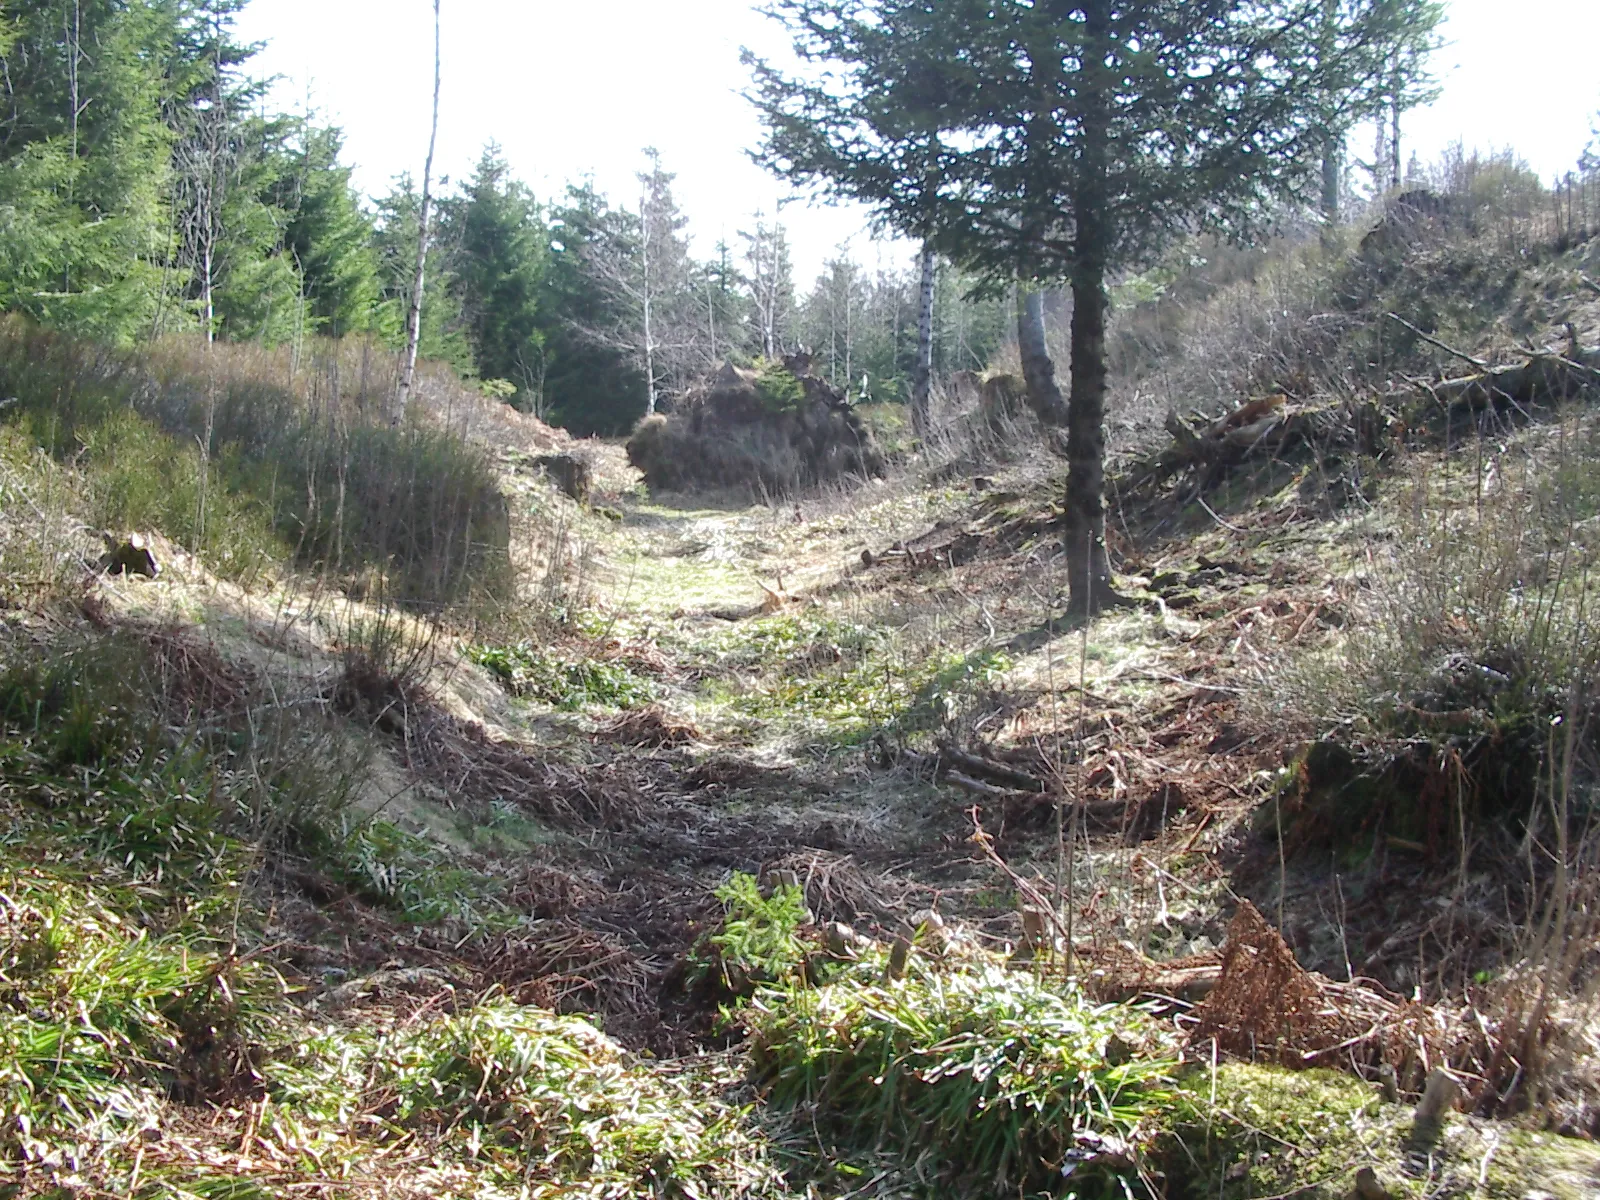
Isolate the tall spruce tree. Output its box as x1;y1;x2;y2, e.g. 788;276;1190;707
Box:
0;0;179;341
273;123;383;339
752;0;1431;613
440;146;548;401
538;182;647;433
373;174;474;374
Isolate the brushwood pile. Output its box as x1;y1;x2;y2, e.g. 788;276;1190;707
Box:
627;354;887;495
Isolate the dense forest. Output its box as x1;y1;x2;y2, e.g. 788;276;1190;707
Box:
0;0;1012;434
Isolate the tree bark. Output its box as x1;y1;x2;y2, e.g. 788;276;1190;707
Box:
396;0;442;425
640;190;657;415
1064;0;1124;615
1320;138;1342;225
911;240;935;436
1016;285;1068;426
1389;87;1402;186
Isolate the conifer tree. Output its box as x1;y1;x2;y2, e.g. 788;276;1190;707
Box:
441;146;548;402
752;0;1432;612
274;124;383;339
0;0;178;341
538;182;648;432
373;175;474;374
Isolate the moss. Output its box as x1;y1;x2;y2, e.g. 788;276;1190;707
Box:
1160;1064;1600;1200
1163;1065;1392;1197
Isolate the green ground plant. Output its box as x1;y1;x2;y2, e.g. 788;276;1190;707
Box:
269;1000;782;1197
688;872;812;999
702;611;1013;744
747;961;1176;1198
469;641;656;710
310;817;516;930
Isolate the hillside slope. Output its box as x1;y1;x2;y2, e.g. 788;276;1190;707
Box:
2;189;1599;1198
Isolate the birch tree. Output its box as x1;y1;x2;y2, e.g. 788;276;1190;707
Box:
396;0;442;423
575;150;698;415
740;215;794;360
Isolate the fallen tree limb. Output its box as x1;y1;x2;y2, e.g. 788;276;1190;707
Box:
1384;312;1487;369
938;743;1046;793
1136;344;1600;493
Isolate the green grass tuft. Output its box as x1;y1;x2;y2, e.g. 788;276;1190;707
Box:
747;962;1175;1198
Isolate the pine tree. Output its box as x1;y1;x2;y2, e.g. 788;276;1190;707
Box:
574;150;700;416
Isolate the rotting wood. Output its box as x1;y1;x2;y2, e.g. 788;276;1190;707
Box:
945;770;1021;801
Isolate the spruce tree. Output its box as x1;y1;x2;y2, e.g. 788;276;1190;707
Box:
441;146;548;401
274;124;383;339
752;0;1440;612
0;0;179;342
538;183;648;433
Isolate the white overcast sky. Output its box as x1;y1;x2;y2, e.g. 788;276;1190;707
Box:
237;0;1600;281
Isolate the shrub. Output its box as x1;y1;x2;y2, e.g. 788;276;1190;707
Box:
0;318;512;609
687;872;811;998
1267;415;1600;835
752;358;805;412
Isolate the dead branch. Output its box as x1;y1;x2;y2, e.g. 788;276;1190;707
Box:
939;743;1046;793
1384;312;1488;370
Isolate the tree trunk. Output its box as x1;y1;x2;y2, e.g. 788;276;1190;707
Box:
1389;88;1402;186
911;240;935;436
1016;285;1068;426
1064;0;1124;615
641;192;656;415
1320;138;1342;225
396;0;442;425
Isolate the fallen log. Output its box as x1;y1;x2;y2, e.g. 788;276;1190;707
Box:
1138;344;1600;490
938;743;1046;793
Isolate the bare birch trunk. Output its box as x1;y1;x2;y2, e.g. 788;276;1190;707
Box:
396;0;442;425
641;192;657;416
1389;88;1402;186
911;241;935;436
1015;286;1068;427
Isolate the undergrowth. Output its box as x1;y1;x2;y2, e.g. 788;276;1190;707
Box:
0;318;512;609
265;1002;782;1199
687;872;812;999
700;611;1013;744
748;961;1176;1198
469;641;657;710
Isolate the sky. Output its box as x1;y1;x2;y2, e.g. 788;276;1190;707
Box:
236;0;1600;283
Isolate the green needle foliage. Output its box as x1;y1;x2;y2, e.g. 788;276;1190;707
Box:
689;872;812;999
748;963;1175;1198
